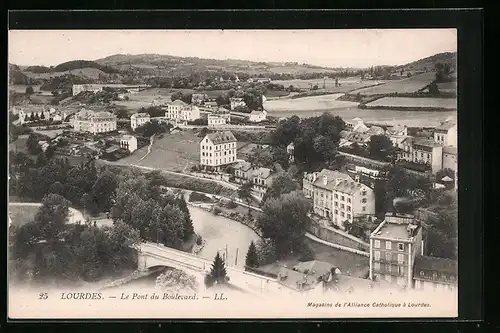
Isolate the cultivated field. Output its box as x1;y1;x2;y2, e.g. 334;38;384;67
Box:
437;81;457;93
10;85;43;93
365;97;457;109
273;77;389;93
22;68;108;80
350;72;436;95
120;130;200;172
263;93;359;112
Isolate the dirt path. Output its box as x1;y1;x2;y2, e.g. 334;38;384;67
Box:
137;134;155;163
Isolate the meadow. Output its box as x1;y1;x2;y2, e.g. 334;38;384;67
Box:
263;93;359;112
120;130;201;172
273;77;389;93
365;97;457;109
350;72;436;95
437;81;457;93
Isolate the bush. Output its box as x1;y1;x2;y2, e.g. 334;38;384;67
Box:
189;191;213;203
256;239;277;265
195;235;203;246
204;274;215;288
213;207;222;215
224;200;238;209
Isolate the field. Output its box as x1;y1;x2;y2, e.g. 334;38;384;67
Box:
263;93;359;112
273;77;389;93
10;85;43;93
8;205;39;227
22;67;108;80
119;130;200;171
365;97;457;109
437;81;457;93
350;72;437;95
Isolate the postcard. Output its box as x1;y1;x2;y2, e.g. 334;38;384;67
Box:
8;28;458;319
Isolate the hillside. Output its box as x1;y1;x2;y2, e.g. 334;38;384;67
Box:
53;60;119;74
95;53;341;75
396;52;457;72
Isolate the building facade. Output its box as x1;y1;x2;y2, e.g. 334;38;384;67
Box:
165;100;201;122
230;97;246;110
119;135;138;153
433;121;457;148
398;137;443;174
249;110;267;123
130;113;151;131
303;169;376;229
208;114;230;127
73;109;117;134
369;214;423;287
18;108;51;124
413;256;458;292
199;131;237;170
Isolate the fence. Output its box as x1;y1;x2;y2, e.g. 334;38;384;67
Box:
305;233;369;257
244;266;278;279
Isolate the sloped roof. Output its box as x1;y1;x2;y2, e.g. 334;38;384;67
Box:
312;169;354;190
443;146;457;155
332;179;367;195
234;160;252;172
387;125;407;135
93;111;116;118
131;112;150;119
366;126;385;135
252;167;272;179
170;99;188;106
413;137;441;148
436;121;457;131
353;122;369;133
413;256;458;276
205;131;237;144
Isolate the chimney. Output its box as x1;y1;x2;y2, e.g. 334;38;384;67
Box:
323;175;328;186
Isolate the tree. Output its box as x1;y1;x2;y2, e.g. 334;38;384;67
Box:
91;171;119;212
29;113;35;122
34;194;71;244
261;171;299;203
373;179;388;215
436;168;455;183
116;109;129;119
238;181;253;204
425;191;458;259
25;86;34;95
368;135;393;161
429;82;439;95
205;252;228;287
256;190;311;257
245;241;259;268
26;134;41;154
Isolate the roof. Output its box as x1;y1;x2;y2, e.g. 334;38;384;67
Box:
413;256;458;276
92;111;116;118
413;137;441;148
131;113;150;119
332;179;367;195
230;97;244;102
347;132;371;143
387;125;407;135
441;176;453;182
312;169;354;190
250;110;264;115
443;146;457;155
104;145;120;153
293;260;336;276
353;123;370;133
170;99;188;106
205;131;237;145
252;167;272;179
366;126;385;135
234;160;252;172
120;135;136;141
436;121;457;131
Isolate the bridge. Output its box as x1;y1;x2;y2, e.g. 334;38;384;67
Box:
138;242;287;296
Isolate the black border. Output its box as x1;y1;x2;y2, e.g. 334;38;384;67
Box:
4;9;483;329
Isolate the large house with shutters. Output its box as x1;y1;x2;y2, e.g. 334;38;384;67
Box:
199;131;237;171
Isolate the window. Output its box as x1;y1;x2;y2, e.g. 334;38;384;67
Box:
341;196;345;201
432;273;437;279
374;262;380;270
341;212;345;217
450;276;455;281
347;206;351;211
362;191;366;196
386;241;392;250
374;251;380;260
385;252;391;261
335;194;338;199
387;265;392;273
427;154;430;159
362;206;366;212
347;198;351;203
398;243;404;251
397;254;404;264
334;209;338;215
341;204;345;209
374;240;380;248
347;214;351;219
420;271;425;277
397;266;403;275
335;202;338;207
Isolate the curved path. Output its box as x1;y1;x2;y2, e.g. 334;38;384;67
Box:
137;134;155;163
9;202;85;224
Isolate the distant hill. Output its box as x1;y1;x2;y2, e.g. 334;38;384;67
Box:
95;53;341;75
397;52;457;72
25;65;52;73
9;64;31;85
53;60;120;74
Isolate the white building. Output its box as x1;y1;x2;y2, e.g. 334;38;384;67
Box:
287;142;295;162
229;97;246;110
165;100;201;122
208;114;230;127
130;113;151;131
119;135;138;153
434;121;457;148
73;109;117;134
248;110;267;123
199;131;237;171
303;169;376;229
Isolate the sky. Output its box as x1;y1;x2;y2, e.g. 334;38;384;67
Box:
8;29;457;68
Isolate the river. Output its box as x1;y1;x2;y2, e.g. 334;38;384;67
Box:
189;206;261;269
